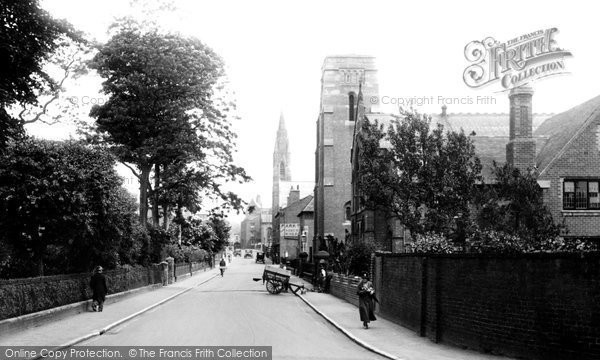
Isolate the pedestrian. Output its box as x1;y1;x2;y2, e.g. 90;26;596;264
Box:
90;265;108;312
219;257;227;277
357;272;377;329
318;264;326;292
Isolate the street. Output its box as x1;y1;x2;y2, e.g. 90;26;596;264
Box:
79;259;385;360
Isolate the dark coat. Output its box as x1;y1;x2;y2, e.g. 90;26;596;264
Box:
357;279;377;323
90;273;108;302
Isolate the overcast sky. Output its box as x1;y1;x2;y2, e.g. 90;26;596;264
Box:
34;0;600;225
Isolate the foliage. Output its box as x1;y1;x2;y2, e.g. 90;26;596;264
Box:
162;244;208;263
475;162;561;242
404;229;599;254
464;230;525;254
0;139;140;277
0;0;81;147
208;215;231;253
405;233;458;254
356;109;482;240
88;25;249;227
344;239;377;276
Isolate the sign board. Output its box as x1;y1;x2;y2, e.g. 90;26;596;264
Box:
280;223;300;237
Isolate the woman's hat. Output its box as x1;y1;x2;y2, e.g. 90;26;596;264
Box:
95;266;103;272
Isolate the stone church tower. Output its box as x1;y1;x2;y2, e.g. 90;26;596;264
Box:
272;112;292;218
314;55;379;245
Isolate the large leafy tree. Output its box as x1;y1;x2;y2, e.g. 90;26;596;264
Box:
0;139;139;277
89;26;249;228
0;0;80;147
357;110;482;240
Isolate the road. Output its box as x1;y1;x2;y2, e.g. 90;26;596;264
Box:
80;258;385;360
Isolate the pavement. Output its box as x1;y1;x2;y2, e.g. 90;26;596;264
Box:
1;260;513;360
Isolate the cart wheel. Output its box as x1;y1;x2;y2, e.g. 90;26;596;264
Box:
266;280;283;294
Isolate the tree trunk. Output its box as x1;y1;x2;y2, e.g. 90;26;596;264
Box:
152;164;160;227
139;164;152;226
163;204;170;231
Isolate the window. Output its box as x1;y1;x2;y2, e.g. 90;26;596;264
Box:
563;180;600;210
349;92;355;121
345;204;351;221
280;162;285;178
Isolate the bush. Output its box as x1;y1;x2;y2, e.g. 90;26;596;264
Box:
465;230;525;254
344;239;377;275
406;233;458;254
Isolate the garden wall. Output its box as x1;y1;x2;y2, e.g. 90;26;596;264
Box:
372;253;600;360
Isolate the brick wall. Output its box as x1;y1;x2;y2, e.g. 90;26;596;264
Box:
374;253;600;360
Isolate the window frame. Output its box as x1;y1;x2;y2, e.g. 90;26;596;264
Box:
563;179;600;210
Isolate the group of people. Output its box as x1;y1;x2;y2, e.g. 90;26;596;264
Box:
89;259;376;331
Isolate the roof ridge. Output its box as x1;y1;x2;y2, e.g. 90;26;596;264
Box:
442;112;554;116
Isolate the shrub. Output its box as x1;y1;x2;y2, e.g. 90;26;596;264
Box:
465;230;525;254
406;233;458;254
344;239;377;275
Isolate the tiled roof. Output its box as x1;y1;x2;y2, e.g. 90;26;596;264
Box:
534;94;600;175
472;136;550;180
430;112;552;137
298;197;314;216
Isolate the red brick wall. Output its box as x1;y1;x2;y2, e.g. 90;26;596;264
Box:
375;253;600;360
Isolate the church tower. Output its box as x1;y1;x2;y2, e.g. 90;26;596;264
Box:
314;55;379;244
272;112;292;217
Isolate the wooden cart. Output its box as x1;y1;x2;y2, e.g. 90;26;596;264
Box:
261;265;305;295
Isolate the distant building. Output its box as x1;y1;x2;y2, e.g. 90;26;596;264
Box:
272;112;313;258
274;186;313;260
314;55;379;249
240;196;271;249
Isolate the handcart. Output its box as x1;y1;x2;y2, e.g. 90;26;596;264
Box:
257;265;305;295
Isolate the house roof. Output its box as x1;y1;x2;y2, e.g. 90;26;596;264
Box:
430;112;552;137
534;94;600;175
298;197;314;216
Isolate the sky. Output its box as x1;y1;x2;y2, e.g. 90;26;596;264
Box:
33;0;600;226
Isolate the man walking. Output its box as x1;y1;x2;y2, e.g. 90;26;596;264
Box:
90;266;108;312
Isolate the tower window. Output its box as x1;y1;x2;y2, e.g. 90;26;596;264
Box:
349;92;356;121
280;162;285;178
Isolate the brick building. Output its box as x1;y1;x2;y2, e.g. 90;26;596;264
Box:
240;196;270;249
314;55;379;249
350;85;600;248
273;186;313;260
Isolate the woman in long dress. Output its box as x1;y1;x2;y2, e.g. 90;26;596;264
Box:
357;272;377;329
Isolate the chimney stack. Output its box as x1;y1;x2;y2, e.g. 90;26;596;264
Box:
288;186;300;205
506;86;536;172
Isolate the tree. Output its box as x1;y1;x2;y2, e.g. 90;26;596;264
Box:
356;109;482;240
475;162;561;242
0;0;80;147
0;139;139;277
89;27;249;227
208;215;231;253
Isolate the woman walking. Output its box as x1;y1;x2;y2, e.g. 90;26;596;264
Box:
357;272;376;329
